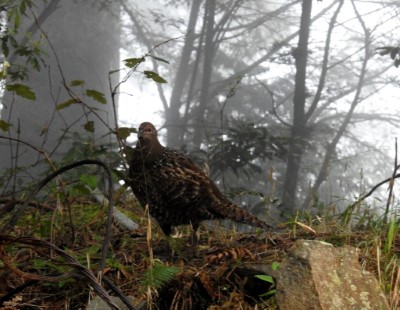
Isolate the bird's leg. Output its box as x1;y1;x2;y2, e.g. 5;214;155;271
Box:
190;223;200;246
164;235;175;259
186;223;201;258
160;224;175;259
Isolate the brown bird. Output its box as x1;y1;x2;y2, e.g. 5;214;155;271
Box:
128;122;270;240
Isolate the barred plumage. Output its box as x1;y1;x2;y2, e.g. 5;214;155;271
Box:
128;122;270;237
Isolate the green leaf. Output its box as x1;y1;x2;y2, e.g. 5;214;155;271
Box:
70;184;91;196
271;262;280;270
32;258;49;269
86;244;102;255
124;57;145;68
117;127;136;140
2;37;9;58
6;83;36;100
149;55;170;64
80;174;98;190
19;0;27;15
0;120;11;132
56;99;79;110
13;9;20;30
390;48;399;60
260;289;276;297
254;274;274;284
140;262;181;289
377;47;391;56
9;36;18;49
143;70;167;83
83;121;95;133
86;89;106;104
124;145;134;162
384;217;397;254
70;80;85;87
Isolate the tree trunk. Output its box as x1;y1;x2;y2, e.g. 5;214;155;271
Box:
281;0;312;216
303;0;370;209
166;0;202;148
192;0;216;148
0;0;120;194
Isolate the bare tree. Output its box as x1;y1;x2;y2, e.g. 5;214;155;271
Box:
121;0;400;219
304;0;369;209
281;0;313;215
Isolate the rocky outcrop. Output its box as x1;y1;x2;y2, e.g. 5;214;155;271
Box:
275;240;389;310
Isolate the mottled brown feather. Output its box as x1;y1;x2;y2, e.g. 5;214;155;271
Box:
128;122;270;236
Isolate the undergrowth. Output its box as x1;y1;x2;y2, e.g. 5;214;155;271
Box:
0;151;399;309
0;188;399;309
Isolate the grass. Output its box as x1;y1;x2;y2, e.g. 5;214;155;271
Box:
0;190;399;309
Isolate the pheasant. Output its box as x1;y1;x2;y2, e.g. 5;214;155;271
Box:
128;122;270;240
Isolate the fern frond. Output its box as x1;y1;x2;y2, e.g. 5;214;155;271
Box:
140;261;181;289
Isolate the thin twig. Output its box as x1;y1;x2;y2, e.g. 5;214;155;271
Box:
0;236;123;310
0;159;114;274
384;138;398;223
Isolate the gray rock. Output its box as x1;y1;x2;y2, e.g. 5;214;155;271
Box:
275;240;389;310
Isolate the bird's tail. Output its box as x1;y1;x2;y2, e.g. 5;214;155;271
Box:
222;203;271;231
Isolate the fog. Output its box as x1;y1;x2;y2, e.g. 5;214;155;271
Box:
1;0;400;219
117;0;400;218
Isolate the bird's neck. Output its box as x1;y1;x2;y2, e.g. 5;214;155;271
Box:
137;138;164;162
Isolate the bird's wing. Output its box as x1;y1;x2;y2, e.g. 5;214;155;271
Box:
153;149;218;205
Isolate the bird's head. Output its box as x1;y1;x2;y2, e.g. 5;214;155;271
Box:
137;122;163;159
138;122;157;142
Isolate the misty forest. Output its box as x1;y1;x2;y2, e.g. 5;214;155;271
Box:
0;0;399;309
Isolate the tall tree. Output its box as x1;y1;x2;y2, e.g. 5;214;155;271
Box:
304;0;369;209
192;0;216;148
121;0;400;219
166;0;202;148
281;0;312;215
0;0;120;194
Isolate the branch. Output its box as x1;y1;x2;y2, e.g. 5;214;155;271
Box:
384;139;398;222
0;159;114;274
255;78;291;127
207;0;341;100
0;135;56;171
0;197;55;214
0;236;124;310
215;0;301;42
120;1;169;112
305;0;371;205
305;0;344;120
30;8;114;134
345;170;400;215
8;0;62;64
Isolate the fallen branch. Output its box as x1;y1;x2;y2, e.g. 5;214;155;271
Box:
0;236;122;310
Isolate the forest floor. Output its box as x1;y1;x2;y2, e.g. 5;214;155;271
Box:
0;199;399;309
